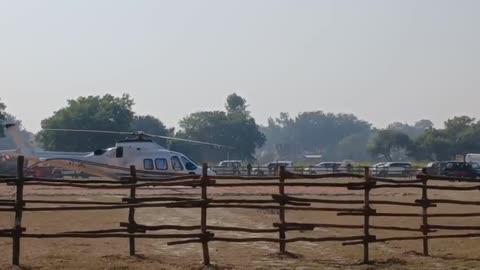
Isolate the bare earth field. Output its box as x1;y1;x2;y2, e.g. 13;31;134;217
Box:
1;179;480;270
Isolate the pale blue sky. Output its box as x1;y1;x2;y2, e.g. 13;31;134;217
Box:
1;0;479;132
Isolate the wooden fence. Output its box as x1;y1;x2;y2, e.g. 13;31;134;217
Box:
1;155;480;267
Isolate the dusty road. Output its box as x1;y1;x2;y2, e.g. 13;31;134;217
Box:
1;179;480;269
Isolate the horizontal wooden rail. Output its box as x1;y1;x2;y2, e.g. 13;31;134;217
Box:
273;222;362;230
211;182;363;188
368;177;423;184
425;225;480;231
423;199;480;205
272;194;363;204
15;180;215;189
211;176;280;180
350;184;480;191
25;200;127;205
168;235;365;245
123;196;197;203
21;233;207;239
344;233;480;246
417;174;480;182
285;172;364;179
121;223;281;233
22;201;206;211
339;212;480;217
64;228;142;234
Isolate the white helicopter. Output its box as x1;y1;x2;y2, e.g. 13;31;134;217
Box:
0;123;225;179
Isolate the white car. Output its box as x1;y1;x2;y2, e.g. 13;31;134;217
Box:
374;162;413;177
214;160;242;175
371;162;385;175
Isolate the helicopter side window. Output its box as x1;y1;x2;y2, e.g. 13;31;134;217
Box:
171;156;184;171
143;159;154;170
115;147;123;158
155;158;168;170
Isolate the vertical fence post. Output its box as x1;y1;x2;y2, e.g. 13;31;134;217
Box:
421;177;429;256
12;155;24;266
201;163;211;266
363;167;371;264
278;165;286;254
128;165;137;256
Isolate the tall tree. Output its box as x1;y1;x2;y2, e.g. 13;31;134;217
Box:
413;129;452;161
259;111;372;161
0;99;5;121
173;94;265;162
412;116;480;160
225;93;248;116
37;94;134;151
368;129;413;161
387;119;433;139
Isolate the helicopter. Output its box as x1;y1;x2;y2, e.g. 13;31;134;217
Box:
0;123;226;179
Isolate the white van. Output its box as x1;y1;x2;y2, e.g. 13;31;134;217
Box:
465;154;480;164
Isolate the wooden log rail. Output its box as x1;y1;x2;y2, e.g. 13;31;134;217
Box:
2;156;480;267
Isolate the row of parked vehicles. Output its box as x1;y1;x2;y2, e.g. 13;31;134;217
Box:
213;159;480;179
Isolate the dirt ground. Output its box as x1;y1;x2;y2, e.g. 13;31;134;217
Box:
1;179;480;270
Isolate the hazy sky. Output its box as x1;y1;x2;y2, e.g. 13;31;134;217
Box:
1;0;479;132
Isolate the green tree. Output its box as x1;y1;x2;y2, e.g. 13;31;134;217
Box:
0;100;33;153
173;95;265;162
0;99;5;121
413;129;452;160
259;111;372;160
332;131;373;161
37;94;134;151
387;119;433;139
412;116;480;160
368;129;413;161
225;93;248;116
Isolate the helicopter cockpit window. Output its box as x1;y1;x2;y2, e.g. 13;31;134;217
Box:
155;158;168;170
143;159;154;170
94;149;107;156
171;156;184;171
181;156;197;171
115;147;123;158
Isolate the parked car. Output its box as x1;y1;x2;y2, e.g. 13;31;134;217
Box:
465;153;480;164
374;162;413;177
303;161;355;175
441;162;479;179
214;160;242;175
370;162;385;175
253;161;294;176
422;161;449;176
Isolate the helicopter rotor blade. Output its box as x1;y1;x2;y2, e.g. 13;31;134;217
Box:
144;133;234;149
42;128;234;149
43;128;133;135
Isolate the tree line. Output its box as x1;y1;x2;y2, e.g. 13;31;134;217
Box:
1;95;479;163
